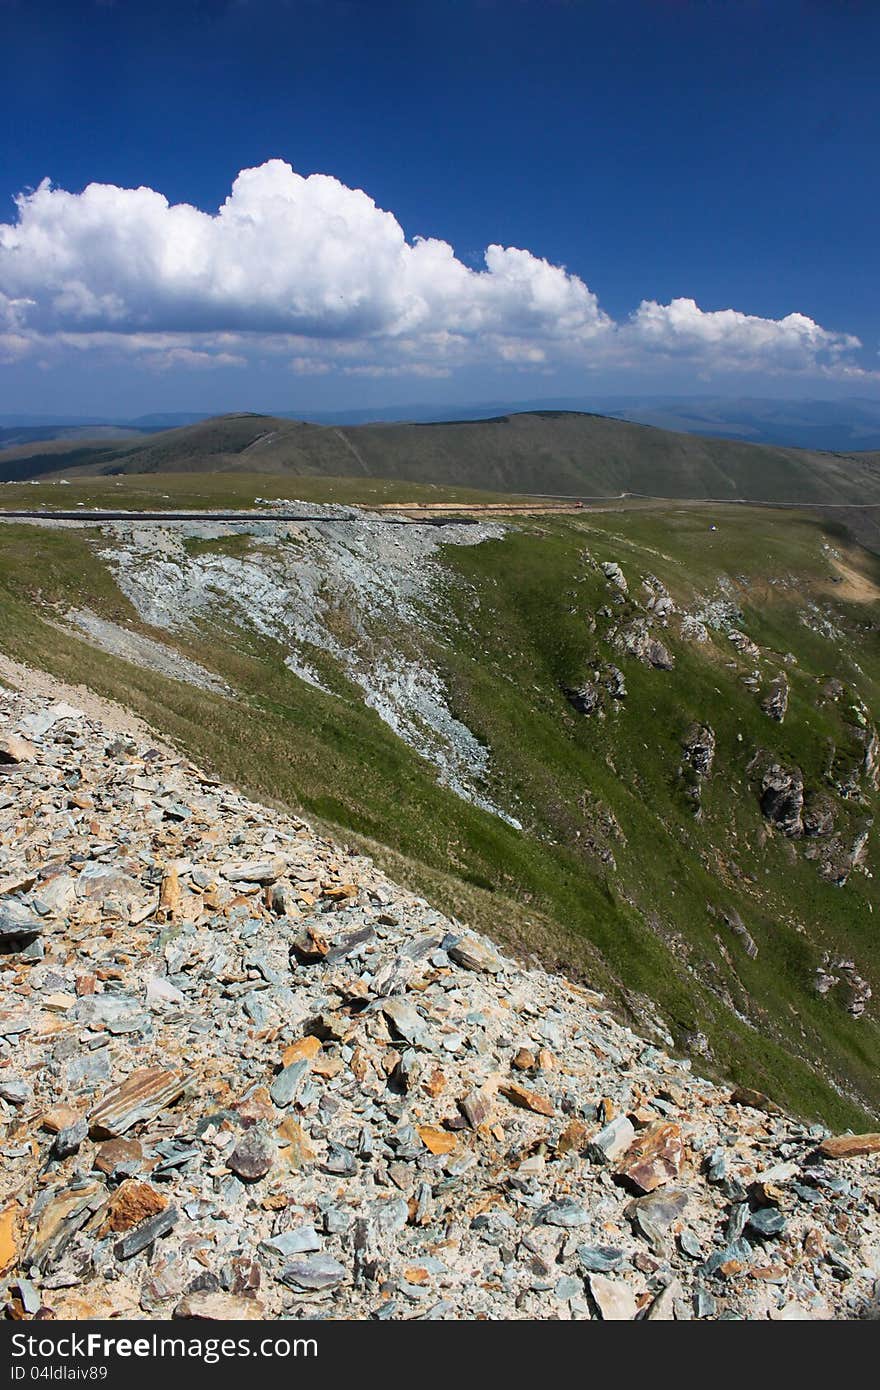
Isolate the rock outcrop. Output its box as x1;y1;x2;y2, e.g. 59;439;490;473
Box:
761;673;790;723
759;763;805;838
680;724;716;818
564;665;627;721
682;724;716;779
613;618;675;671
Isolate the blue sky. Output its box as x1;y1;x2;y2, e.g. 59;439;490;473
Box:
1;0;878;415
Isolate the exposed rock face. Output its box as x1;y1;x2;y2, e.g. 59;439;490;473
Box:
709;905;758;960
826;700;880;802
64;609;230;696
95;508;516;824
864;727;880;792
564;664;627;720
680;614;709;643
642;575;676;624
680;723;715;817
761;673;790;723
2;686;880;1322
728;628;761;659
760;763;804;838
682;724;715;778
808;821;873;886
565;683;601;717
682;582;744;643
815;956;872;1017
803;791;836;838
614;618;674;670
601;561;628;595
602;665;627;700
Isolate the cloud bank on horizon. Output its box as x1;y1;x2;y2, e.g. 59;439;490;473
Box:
0;159;868;383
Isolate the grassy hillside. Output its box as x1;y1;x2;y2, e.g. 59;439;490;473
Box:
1;485;878;1129
4;408;880;506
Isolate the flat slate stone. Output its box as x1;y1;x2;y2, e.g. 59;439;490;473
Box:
0;901;43;944
89;1067;187;1139
113;1206;178;1260
281;1254;348;1290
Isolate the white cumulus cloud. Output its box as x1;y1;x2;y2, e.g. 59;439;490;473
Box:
630;296;860;371
0;160;865;381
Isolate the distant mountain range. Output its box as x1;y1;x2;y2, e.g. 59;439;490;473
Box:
4;395;880;453
4;410;880;520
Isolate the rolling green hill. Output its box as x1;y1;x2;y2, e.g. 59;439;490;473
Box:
4;408;880;506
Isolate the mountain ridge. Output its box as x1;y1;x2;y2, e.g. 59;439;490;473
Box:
5;394;880;451
4;408;880;510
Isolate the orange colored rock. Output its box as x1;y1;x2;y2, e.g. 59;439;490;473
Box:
0;1205;20;1275
423;1068;447;1098
619;1121;683;1193
818;1132;880;1160
100;1181;168;1234
312;1054;343;1079
350;1048;371;1084
281;1036;322;1067
323;883;358;900
537;1048;556;1072
730;1086;781;1115
89;1067;187;1139
157;866;181;922
0;735;35;765
276;1118;316;1168
174;1291;265;1319
290;924;329;962
418;1125;458;1155
94;1137;144;1177
42;992;75;1013
234;1086;275;1124
499;1082;554;1116
803;1228;826;1258
40;1105;82;1135
512;1048;535;1071
630;1106;656;1129
556;1118;593;1155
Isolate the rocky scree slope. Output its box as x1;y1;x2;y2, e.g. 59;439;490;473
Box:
84;506;513;822
1;690;880;1321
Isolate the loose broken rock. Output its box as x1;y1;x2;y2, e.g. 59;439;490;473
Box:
818;1132;880;1160
499;1082;554;1116
618;1121;683;1193
227;1130;275;1181
89;1068;188;1139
